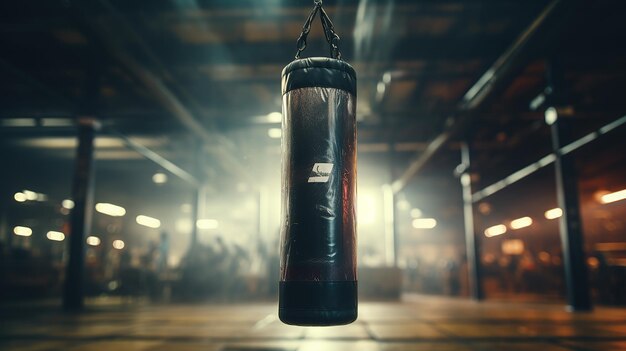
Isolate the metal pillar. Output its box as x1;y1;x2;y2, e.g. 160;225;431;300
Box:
189;141;204;248
382;185;396;267
0;206;7;245
390;0;578;195
63;118;98;311
459;143;483;300
549;111;592;311
190;188;200;247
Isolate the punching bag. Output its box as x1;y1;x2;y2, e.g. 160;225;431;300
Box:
279;1;358;326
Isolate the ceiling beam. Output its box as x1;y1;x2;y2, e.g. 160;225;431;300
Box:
390;0;580;194
69;0;253;185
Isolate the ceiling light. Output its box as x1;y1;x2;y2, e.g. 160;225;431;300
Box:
14;192;27;202
268;128;282;139
266;112;282;123
544;208;562;220
510;217;533;230
412;218;437;229
13;226;32;237
95;203;126;217
152;172;168;184
136;215;161;228
46;231;65;241
62;199;75;209
112;240;125;250
545;107;558;125
601;189;626;204
86;236;101;246
484;224;507;238
23;190;38;201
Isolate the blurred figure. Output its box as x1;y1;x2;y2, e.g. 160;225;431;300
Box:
140;241;159;298
158;231;170;274
443;259;460;296
266;239;280;297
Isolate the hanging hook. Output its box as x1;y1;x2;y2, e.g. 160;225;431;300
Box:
314;0;323;5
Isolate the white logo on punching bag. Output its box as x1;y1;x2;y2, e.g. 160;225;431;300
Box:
308;163;334;183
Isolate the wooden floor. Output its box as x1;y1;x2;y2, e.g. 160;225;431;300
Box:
1;296;625;350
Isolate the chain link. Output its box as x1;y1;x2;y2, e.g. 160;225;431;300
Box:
294;1;342;60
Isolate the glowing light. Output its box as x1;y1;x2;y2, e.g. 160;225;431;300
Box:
13;226;32;237
1;118;36;127
197;219;219;229
377;81;386;95
112;240;125;250
266;112;282;123
396;199;410;211
95;203;126;217
23;190;38;201
268;128;282;139
484;224;507;237
358;193;376;225
152;172;168;184
36;193;47;201
545;107;558;125
601;189;626;204
410;208;423;218
175;219;193;233
412;218;437;229
382;72;392;84
136;215;161;228
502;239;524;255
510;216;533;230
14;192;27;202
86;236;101;246
62;199;75;209
544;208;563;220
46;231;65;241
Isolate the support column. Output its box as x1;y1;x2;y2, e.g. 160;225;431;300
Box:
459;143;483;301
548;108;592;311
382;185;396;267
0;206;8;245
545;57;591;311
189;141;204;248
63;118;98;311
190;189;200;247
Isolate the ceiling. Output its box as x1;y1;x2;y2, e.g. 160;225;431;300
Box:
1;0;625;208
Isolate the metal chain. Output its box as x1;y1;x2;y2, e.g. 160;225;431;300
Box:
319;6;341;60
294;0;342;60
295;3;321;59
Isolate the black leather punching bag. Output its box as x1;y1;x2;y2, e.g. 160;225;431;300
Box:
279;2;357;326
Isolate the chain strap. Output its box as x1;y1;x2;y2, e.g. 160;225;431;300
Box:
294;0;342;60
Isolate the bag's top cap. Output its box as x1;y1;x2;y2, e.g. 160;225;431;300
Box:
282;57;356;96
